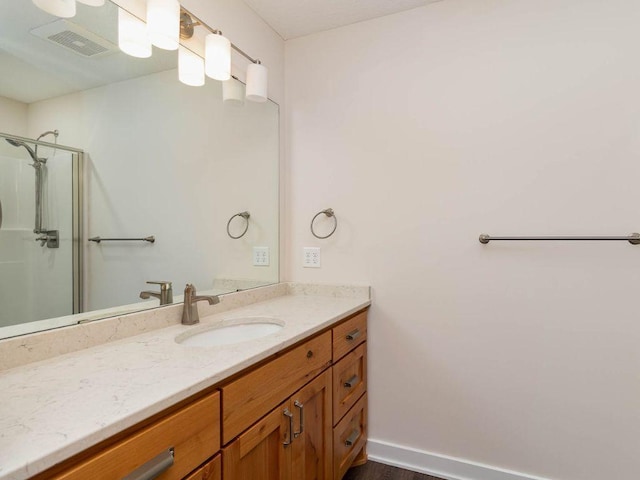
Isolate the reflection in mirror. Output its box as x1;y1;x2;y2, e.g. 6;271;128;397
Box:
0;0;279;339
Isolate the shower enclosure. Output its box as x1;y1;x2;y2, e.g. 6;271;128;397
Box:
0;132;82;334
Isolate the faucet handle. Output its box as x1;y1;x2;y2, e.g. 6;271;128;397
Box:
146;280;172;289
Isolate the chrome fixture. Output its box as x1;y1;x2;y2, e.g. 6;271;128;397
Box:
310;208;337;239
140;281;173;305
226;211;250;239
123;4;268;100
182;283;219;325
4;135;56;237
89;235;155;243
479;233;640;245
35;230;59;248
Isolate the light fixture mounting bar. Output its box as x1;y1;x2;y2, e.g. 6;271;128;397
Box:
180;6;260;64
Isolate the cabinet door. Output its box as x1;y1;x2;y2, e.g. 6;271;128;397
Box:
184;454;221;480
291;370;333;480
223;401;292;480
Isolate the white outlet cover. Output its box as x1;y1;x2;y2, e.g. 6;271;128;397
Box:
253;246;270;266
303;247;321;268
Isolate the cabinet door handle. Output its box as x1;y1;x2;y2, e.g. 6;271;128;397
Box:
283;408;294;446
122;447;174;480
343;375;359;388
293;400;304;438
345;429;360;447
346;329;361;341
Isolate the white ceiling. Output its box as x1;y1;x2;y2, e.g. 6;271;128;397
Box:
0;1;175;104
242;0;442;40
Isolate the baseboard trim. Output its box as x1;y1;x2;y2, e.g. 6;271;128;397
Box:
367;439;551;480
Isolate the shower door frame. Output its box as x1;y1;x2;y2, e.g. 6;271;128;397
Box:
0;132;84;315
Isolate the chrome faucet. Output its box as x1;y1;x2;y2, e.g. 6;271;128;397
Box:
140;281;173;305
182;283;219;325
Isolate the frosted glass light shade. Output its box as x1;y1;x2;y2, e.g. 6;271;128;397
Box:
223;77;245;104
77;0;105;6
32;0;76;18
147;0;180;51
245;62;268;102
205;33;231;81
179;46;205;87
118;8;152;58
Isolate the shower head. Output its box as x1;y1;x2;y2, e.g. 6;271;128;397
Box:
5;138;41;164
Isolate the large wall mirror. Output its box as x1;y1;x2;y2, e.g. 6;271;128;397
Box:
0;0;279;339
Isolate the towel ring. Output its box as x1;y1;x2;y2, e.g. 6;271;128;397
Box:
227;211;250;239
311;208;337;239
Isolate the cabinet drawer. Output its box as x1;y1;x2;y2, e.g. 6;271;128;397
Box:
222;331;332;444
332;310;367;361
332;343;366;425
54;391;221;480
333;393;367;480
184;453;221;480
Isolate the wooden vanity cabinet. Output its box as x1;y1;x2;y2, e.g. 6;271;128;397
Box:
222;308;368;480
33;308;368;480
184;454;221;480
223;369;332;480
331;310;368;480
46;391;221;480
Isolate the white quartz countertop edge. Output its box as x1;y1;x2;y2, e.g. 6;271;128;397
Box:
0;294;370;480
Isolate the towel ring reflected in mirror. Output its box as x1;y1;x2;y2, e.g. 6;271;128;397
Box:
227;211;250;239
311;208;337;239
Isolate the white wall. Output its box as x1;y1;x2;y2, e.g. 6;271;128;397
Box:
285;1;640;479
0;96;27;136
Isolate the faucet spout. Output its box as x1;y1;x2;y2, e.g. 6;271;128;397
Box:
182;283;219;325
139;281;173;305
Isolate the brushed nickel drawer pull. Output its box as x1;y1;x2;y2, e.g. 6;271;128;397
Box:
345;429;360;447
123;447;174;480
346;329;361;341
294;401;304;437
283;409;294;446
344;375;359;388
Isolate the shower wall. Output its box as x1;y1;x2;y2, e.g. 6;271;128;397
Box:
0;143;74;329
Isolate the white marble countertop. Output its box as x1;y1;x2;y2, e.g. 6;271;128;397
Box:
0;285;370;480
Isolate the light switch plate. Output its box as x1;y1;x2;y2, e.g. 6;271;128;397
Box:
303;247;321;268
253;246;270;266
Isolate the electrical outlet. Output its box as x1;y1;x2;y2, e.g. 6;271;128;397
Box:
303;247;321;268
253;246;270;266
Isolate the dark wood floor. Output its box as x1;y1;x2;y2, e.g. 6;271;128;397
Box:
343;461;444;480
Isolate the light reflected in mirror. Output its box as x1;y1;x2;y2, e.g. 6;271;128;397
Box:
0;0;279;339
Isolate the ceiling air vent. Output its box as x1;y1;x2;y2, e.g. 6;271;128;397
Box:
30;19;117;58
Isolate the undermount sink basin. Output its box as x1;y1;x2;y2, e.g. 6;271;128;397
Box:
176;317;284;347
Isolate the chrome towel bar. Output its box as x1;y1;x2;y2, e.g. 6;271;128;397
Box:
479;233;640;245
89;236;155;243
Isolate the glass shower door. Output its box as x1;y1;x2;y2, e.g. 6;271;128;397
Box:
0;135;80;333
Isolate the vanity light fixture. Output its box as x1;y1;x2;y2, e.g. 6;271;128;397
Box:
147;0;180;50
205;31;231;81
179;6;268;100
179;45;205;86
223;76;245;104
118;7;152;58
76;0;104;6
32;0;76;18
245;61;268;103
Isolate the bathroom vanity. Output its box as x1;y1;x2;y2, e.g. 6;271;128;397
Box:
0;283;370;480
